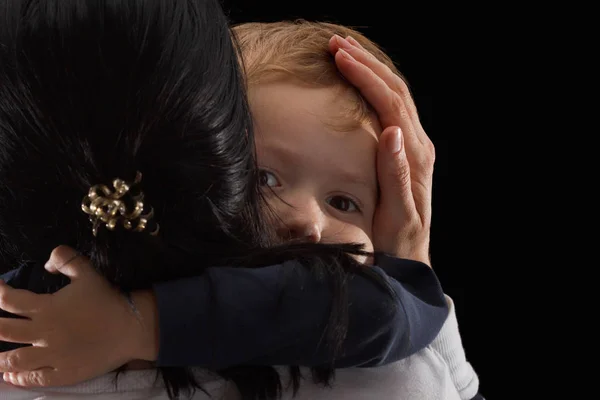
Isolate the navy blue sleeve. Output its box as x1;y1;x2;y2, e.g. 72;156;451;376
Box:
155;254;448;369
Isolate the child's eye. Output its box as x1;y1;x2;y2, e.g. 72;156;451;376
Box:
326;196;360;213
259;170;280;187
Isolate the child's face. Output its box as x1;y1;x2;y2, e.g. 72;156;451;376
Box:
250;82;381;253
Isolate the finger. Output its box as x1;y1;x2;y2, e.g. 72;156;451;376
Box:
333;49;424;163
330;35;432;153
384;127;433;226
345;38;435;159
333;49;401;130
329;34;418;120
0;318;37;344
344;35;366;51
45;245;91;280
0;283;44;317
0;346;50;373
377;127;417;221
3;367;55;387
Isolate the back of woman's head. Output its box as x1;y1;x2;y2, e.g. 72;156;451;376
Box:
0;5;396;398
0;0;260;286
0;2;261;396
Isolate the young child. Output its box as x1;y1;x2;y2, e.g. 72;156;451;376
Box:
235;20;481;400
0;19;481;400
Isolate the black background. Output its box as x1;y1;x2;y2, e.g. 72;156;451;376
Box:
224;1;493;398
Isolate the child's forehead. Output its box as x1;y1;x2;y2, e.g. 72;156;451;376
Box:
251;82;379;187
250;80;381;138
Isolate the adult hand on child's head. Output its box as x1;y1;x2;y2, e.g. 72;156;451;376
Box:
329;35;435;266
0;246;158;387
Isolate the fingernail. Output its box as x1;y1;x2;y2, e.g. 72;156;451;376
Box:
391;128;403;153
334;34;353;50
346;36;361;48
338;48;355;61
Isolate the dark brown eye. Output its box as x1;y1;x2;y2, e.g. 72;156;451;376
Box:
259;170;280;187
327;196;359;212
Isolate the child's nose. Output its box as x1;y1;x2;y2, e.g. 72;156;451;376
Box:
275;200;324;243
277;221;322;243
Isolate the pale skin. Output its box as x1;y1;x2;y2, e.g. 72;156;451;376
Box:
252;82;380;260
0;34;436;387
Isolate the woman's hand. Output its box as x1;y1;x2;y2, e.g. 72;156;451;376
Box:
0;246;159;387
329;35;435;265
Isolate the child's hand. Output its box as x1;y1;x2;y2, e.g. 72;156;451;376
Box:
329;35;435;265
0;246;159;387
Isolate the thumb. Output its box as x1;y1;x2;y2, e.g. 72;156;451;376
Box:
377;127;416;218
44;245;91;280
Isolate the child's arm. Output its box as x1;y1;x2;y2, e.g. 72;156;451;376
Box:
0;247;448;387
153;254;447;368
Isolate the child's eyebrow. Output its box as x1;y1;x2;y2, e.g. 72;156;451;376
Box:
333;169;378;200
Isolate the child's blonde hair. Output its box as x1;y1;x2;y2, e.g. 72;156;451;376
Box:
233;20;406;131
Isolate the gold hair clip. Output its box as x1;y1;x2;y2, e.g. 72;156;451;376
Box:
81;171;159;237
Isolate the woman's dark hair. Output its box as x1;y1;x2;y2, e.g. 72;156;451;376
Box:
0;1;394;399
